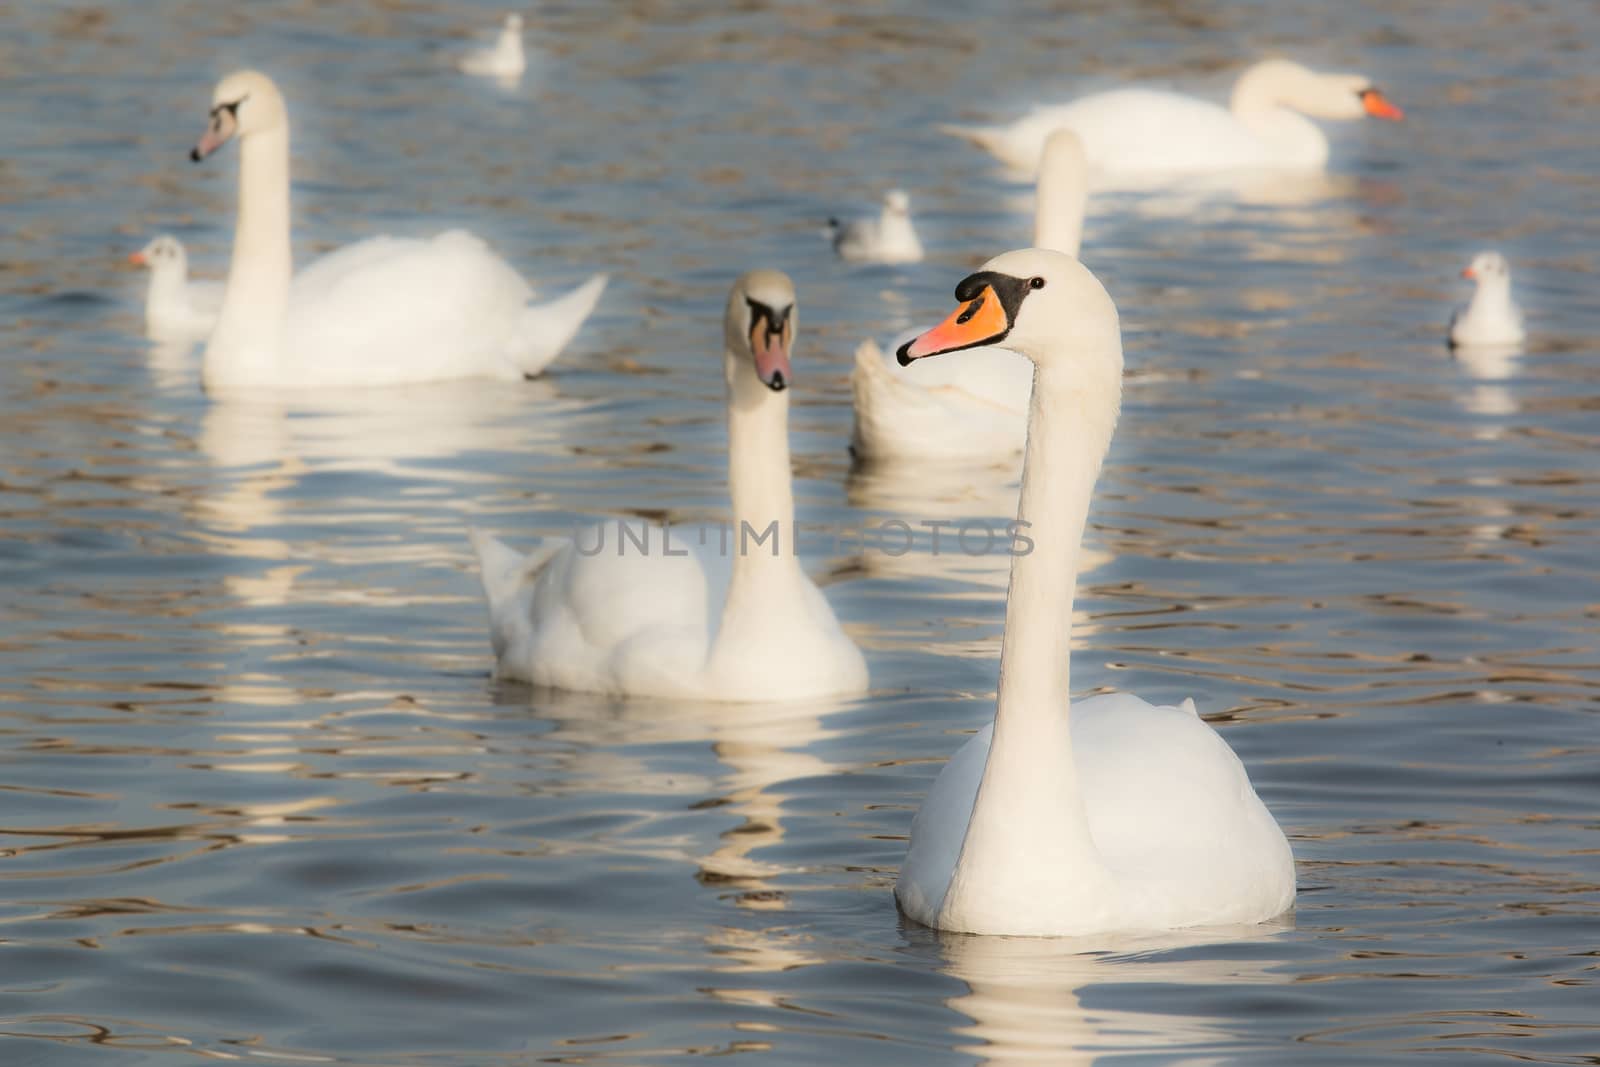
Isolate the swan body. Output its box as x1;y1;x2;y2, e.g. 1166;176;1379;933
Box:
130;234;224;340
471;270;868;702
828;190;924;264
944;59;1403;177
1449;251;1524;348
893;249;1295;937
850;132;1086;462
851;339;1031;460
458;13;526;79
191;70;606;391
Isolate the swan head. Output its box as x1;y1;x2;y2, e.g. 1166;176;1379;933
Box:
191;70;287;162
1239;59;1403;122
897;248;1120;375
726;270;796;393
883;189;911;215
1462;251;1511;285
129;234;187;273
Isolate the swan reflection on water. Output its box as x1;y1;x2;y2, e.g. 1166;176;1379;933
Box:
936;922;1292;1066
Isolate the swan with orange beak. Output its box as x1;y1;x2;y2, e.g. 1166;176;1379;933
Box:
893;249;1293;937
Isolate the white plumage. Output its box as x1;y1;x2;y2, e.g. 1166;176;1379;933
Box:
1449;250;1525;348
828;189;924;264
457;13;527;79
893;249;1295;937
943;59;1403;179
850;131;1086;462
471;270;868;703
130;234;224;341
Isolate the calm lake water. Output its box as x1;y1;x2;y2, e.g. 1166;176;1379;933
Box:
2;0;1598;1063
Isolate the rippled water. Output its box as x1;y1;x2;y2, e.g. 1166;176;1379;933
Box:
2;0;1598;1063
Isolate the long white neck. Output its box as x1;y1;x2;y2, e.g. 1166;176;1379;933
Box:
712;358;805;645
1033;154;1086;257
1228;62;1330;168
205;126;292;388
940;354;1123;932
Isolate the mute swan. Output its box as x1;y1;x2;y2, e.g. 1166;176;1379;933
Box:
190;70;607;391
893;248;1295;937
850;131;1088;461
457;13;527;79
1449;251;1525;348
828;189;924;264
129;234;224;340
944;59;1403;178
470;270;868;702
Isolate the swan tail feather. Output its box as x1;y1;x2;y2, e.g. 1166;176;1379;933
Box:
468;526;562;613
510;273;609;377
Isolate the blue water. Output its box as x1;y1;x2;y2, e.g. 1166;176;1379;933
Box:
1;0;1597;1063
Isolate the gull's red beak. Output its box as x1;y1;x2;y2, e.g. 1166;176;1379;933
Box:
1362;89;1404;121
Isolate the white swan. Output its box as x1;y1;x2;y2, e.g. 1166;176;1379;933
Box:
190;71;607;391
893;248;1295;937
828;189;924;264
850;131;1088;461
1449;251;1525;348
944;59;1403;178
130;234;224;340
470;270;868;702
457;13;526;79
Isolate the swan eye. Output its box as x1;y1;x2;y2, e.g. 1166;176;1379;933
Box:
1028;277;1046;290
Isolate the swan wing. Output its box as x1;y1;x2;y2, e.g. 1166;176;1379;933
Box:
284;231;542;386
851;339;1029;461
1034;91;1274;175
897;693;1294;929
470;522;712;697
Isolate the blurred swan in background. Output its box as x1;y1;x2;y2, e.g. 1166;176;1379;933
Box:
190;70;606;391
851;131;1088;462
944;59;1403;179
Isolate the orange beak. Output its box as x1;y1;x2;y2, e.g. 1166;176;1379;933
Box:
898;285;1010;365
1362;89;1404;121
128;251;147;266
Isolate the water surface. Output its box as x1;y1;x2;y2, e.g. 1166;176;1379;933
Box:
1;0;1597;1063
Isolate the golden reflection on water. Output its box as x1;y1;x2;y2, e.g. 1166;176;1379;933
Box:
942;926;1292;1066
